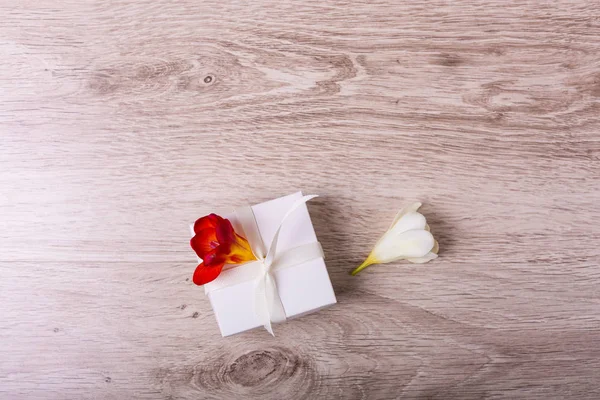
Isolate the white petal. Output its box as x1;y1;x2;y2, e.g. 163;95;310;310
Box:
373;229;435;263
389;212;427;235
406;251;438;264
389;202;422;229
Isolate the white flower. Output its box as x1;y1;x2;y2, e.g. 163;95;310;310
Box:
351;202;439;275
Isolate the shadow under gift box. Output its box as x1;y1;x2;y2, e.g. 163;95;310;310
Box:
199;191;337;337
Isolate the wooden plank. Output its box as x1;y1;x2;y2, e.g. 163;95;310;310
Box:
1;0;599;398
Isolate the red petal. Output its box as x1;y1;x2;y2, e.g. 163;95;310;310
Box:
202;248;226;267
193;214;222;234
190;228;219;258
215;218;235;248
192;261;225;285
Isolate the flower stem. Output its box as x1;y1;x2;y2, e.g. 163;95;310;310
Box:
351;256;376;276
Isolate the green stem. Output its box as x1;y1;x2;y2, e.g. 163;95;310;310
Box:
350;256;376;275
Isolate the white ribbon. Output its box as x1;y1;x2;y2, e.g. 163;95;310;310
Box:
202;195;323;336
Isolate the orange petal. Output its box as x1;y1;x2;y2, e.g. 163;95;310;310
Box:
215;218;235;249
193;214;222;234
190;228;219;258
192;261;225;285
226;234;257;264
202;247;227;267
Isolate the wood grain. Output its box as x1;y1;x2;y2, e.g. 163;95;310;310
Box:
2;0;600;398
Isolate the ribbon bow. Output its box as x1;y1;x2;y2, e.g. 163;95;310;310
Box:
204;194;324;335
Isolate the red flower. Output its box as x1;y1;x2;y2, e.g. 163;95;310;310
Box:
190;214;256;285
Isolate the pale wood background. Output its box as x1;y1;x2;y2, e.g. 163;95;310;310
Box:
2;0;600;399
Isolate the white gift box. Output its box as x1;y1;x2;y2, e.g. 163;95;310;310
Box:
195;192;337;337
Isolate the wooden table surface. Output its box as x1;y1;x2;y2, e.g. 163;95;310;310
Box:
2;1;600;399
